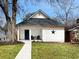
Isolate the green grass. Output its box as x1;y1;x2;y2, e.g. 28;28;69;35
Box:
32;42;79;59
0;43;23;59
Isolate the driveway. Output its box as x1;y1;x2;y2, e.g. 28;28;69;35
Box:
15;40;31;59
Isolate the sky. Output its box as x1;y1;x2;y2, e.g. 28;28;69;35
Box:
16;0;79;23
0;0;79;26
16;0;56;23
0;8;6;27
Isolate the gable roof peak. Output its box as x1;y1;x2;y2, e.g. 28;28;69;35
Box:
37;9;44;12
36;9;47;14
27;9;49;19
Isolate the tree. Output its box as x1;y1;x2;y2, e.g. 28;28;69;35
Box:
0;0;17;43
0;0;11;40
11;0;17;42
48;0;79;27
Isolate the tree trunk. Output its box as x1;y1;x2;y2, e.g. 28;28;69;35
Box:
0;0;17;43
11;0;17;43
4;0;12;41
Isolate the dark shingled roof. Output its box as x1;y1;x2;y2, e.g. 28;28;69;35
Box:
17;18;63;26
17;10;64;26
66;23;79;31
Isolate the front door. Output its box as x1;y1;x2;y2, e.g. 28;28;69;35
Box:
25;30;29;40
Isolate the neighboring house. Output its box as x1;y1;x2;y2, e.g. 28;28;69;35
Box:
0;28;6;42
17;10;65;42
65;19;79;42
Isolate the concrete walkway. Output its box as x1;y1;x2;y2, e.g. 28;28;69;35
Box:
15;40;31;59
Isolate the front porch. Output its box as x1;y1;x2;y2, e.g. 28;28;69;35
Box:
17;28;42;41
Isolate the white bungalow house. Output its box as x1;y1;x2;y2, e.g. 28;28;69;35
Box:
17;10;65;42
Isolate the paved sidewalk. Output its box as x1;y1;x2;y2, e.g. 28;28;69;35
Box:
15;40;31;59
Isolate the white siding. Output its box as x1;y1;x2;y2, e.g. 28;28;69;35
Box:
32;13;47;18
42;29;65;42
19;29;25;40
18;26;65;42
17;29;19;41
18;26;42;40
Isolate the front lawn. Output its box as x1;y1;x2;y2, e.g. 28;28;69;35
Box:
0;43;23;59
32;42;79;59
